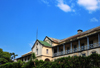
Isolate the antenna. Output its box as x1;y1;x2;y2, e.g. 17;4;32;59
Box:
36;28;38;40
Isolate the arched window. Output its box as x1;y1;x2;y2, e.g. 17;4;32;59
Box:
45;58;50;61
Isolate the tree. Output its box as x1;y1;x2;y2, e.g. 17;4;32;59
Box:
30;53;36;61
0;48;11;64
30;53;36;67
10;52;18;60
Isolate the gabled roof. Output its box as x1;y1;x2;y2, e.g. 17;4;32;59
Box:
38;40;52;47
31;39;52;49
48;37;61;43
22;51;32;57
44;36;60;43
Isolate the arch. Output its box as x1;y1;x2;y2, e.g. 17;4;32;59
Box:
45;58;50;61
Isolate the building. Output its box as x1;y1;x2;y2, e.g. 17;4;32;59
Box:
14;51;32;62
15;26;100;62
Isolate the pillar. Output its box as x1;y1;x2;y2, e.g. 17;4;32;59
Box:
87;37;89;56
57;46;59;55
87;37;89;49
63;44;65;54
98;33;100;46
78;40;80;51
70;42;72;53
52;48;54;56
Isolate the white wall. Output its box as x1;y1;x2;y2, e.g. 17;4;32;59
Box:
32;41;42;57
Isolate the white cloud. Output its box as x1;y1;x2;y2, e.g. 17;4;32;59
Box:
57;0;71;12
29;41;35;47
90;17;98;22
41;0;50;6
77;0;100;12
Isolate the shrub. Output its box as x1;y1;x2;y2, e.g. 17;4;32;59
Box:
0;53;100;68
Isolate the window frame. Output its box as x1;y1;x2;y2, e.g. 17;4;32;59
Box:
46;49;48;54
36;49;38;55
82;53;86;57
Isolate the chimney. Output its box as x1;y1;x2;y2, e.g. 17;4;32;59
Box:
77;29;83;34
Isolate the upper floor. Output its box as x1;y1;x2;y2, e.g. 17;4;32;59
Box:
31;26;100;58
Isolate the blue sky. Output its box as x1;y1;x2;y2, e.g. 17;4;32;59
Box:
0;0;100;58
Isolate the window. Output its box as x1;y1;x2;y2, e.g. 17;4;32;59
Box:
74;55;77;57
90;41;93;48
61;49;63;51
54;49;57;53
74;45;77;52
82;53;86;57
25;58;26;61
46;49;48;54
92;51;96;54
36;49;38;55
67;47;70;53
37;43;38;45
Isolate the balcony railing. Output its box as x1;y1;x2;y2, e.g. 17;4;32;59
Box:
81;46;86;51
89;43;99;48
59;51;63;55
73;48;77;52
53;43;100;57
66;50;71;54
54;53;57;56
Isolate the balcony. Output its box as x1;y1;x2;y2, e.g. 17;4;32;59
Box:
53;43;100;57
73;48;77;52
66;50;71;54
54;53;57;56
81;46;86;51
59;51;63;55
89;43;99;49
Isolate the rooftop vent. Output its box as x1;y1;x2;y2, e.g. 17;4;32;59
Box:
77;29;83;34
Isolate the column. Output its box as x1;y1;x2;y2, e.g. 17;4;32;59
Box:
78;40;80;51
87;37;89;56
70;42;72;53
98;33;100;46
87;37;89;49
52;48;54;57
23;58;25;61
57;46;59;55
63;44;65;54
27;57;28;62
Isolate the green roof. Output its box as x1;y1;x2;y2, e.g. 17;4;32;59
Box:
38;40;52;47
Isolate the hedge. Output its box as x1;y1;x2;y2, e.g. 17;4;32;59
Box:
0;53;100;68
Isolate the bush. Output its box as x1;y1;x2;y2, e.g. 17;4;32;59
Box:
0;53;100;68
21;60;34;68
0;62;22;68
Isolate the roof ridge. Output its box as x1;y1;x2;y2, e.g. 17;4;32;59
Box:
48;37;60;40
60;26;100;42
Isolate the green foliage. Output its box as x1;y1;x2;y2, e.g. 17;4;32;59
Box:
21;60;34;68
0;62;22;68
0;53;100;68
10;52;18;60
30;53;36;61
0;48;11;64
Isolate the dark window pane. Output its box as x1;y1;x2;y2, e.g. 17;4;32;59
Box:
82;53;86;57
92;51;96;54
